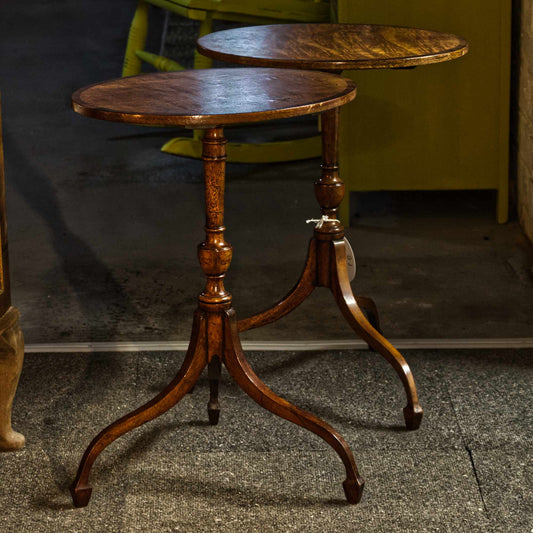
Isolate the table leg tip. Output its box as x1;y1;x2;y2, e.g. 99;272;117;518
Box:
70;483;92;508
343;477;364;504
403;405;423;431
0;431;26;452
208;408;220;425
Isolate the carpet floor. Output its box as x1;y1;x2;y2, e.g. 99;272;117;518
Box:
1;349;531;532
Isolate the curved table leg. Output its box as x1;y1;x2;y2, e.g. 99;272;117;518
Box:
0;307;25;452
354;295;382;334
225;310;364;504
238;240;317;332
70;312;208;507
331;241;423;431
207;357;221;425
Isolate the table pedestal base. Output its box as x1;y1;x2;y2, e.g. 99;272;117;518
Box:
71;126;364;508
238;237;423;431
70;306;364;508
237;106;422;430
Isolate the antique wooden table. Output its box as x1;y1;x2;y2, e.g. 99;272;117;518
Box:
197;23;468;71
198;23;469;221
69;68;364;506
197;22;469;436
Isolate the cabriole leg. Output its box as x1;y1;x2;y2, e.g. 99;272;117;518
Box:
331;241;423;430
70;311;208;507
318;109;423;430
0;307;25;452
224;309;364;504
203;127;364;504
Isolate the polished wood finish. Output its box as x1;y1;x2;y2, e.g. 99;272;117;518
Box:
0;307;25;452
197;23;468;70
71;68;356;127
197;22;471;221
70;76;363;507
0;96;25;452
238;108;422;429
197;23;443;432
122;2;330;163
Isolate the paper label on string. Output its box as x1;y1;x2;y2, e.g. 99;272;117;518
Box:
344;237;356;281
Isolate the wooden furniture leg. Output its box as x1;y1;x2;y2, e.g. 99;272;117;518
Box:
224;309;363;503
0;307;25;452
330;240;423;429
238;108;422;430
238;238;380;335
237;239;317;333
70;310;208;507
207;357;221;425
71;126;363;507
198;127;363;503
0;97;25;452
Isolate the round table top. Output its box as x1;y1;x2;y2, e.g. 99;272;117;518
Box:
72;68;356;127
197;24;469;71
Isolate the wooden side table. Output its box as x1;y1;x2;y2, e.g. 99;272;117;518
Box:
198;23;469;220
69;68;364;506
122;0;332;163
197;23;468;433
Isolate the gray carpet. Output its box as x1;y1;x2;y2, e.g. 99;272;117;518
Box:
1;349;531;532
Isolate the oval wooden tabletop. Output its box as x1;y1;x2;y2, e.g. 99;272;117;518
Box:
71;68;356;127
197;24;468;71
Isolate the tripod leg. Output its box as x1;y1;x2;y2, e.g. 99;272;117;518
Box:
70;311;208;507
354;296;382;334
207;357;221;425
238;240;316;332
225;309;364;504
331;241;423;430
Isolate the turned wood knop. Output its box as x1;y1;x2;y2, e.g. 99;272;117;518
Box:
314;108;344;239
198;128;232;307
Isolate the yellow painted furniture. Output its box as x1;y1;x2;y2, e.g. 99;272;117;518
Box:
337;1;511;223
123;0;332;162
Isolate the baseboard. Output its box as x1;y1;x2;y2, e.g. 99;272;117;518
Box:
24;338;533;353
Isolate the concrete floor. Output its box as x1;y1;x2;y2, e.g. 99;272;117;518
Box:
1;1;532;345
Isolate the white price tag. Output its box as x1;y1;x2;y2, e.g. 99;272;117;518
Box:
344;237;356;281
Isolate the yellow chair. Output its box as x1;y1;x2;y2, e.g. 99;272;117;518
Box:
122;0;332;162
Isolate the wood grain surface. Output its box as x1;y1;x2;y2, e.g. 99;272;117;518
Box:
197;23;468;70
72;68;356;127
